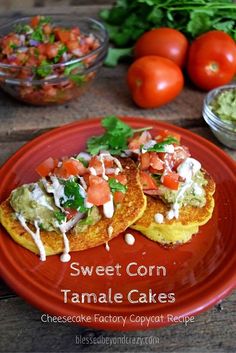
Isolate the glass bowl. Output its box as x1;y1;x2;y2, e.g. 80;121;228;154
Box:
202;84;236;149
0;15;108;105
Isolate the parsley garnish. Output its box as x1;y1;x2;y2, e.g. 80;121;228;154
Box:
54;211;66;224
87;116;152;155
146;137;178;152
62;180;87;212
36;60;52;78
108;178;127;194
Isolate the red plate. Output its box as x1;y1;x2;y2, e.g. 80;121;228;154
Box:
0;117;236;331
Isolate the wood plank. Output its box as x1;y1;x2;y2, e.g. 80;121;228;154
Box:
0;4;107;19
0;293;235;352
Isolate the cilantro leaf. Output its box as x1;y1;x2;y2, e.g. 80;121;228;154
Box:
62;180;87;212
146;137;178;152
31;26;45;42
36;60;52;78
54;211;66;224
108;178;127;194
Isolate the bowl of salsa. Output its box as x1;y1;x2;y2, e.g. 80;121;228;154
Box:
0;15;108;105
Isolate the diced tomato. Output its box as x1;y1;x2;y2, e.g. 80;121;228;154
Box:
30;16;40;28
65;208;78;220
87;176;110;206
155;129;181;143
54;28;71;43
35;157;58;177
38;43;47;55
103;159;114;168
140;152;150;170
140;171;158;190
89;157;103;175
54;159;87;178
63;159;87;176
149;152;163;171
45;43;59;59
128;131;152;151
43;24;52;35
113;174;128;185
67;41;79;51
113;191;125;204
162;172;179;190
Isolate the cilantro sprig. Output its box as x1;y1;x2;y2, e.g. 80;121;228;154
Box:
108;178;127;194
87;116;152;155
146;137;179;152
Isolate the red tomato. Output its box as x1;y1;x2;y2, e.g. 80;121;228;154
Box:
162;172;179;190
54;29;70;43
155;129;181;143
113;174;128;185
127;56;184;108
67;41;79;51
140;171;158;190
65;208;78;220
187;31;236;91
134;28;188;68
89;157;103;175
87;176;111;206
128;131;151;150
45;44;59;59
103;159;114;168
63;159;87;176
149;152;163;171
113;191;125;204
30;16;40;28
140;152;150;170
36;157;58;177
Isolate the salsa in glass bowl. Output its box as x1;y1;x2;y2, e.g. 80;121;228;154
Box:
0;15;108;105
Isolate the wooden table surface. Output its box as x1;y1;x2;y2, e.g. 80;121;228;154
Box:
0;4;236;353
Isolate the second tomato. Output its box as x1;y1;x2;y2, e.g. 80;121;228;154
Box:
134;28;188;68
127;56;184;108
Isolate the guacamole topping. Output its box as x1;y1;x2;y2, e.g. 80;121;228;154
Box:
74;206;101;233
160;170;207;208
210;89;236;124
10;182;59;232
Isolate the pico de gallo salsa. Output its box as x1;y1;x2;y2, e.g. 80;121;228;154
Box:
0;16;103;104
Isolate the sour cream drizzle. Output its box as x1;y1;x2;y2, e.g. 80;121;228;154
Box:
166;157;202;220
16;214;46;261
103;194;114;219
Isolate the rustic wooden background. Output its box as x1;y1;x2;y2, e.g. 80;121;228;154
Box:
0;2;236;353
